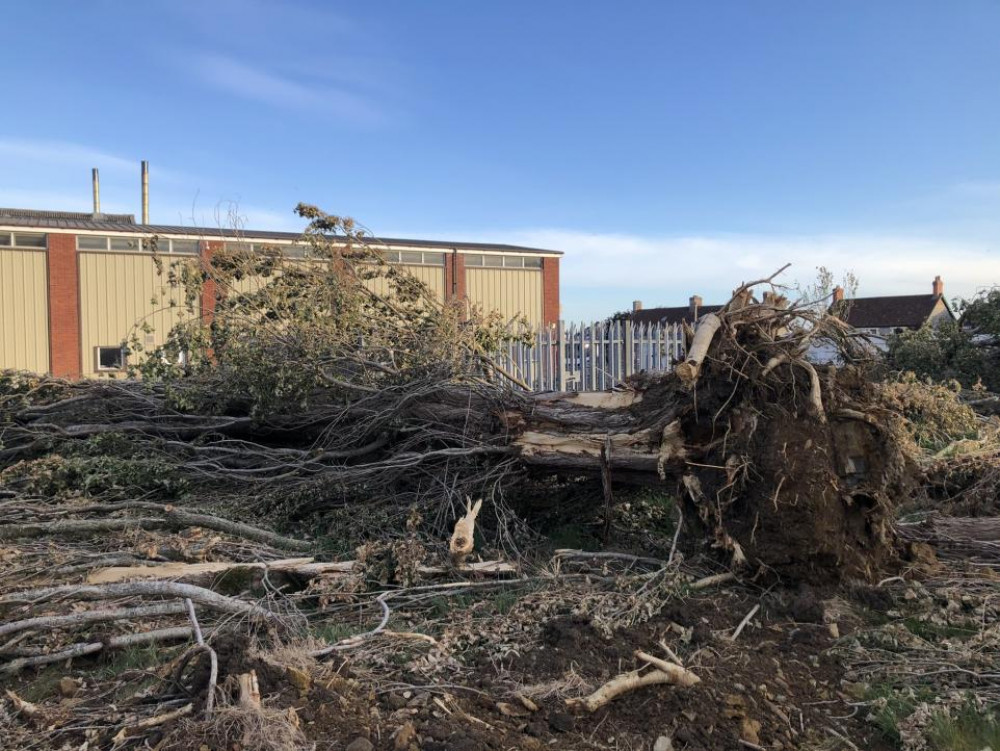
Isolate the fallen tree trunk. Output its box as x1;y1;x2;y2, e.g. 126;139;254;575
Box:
0;581;283;623
85;557;516;585
0;507;312;551
1;275;911;583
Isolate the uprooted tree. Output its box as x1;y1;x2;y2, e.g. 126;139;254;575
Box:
0;206;938;581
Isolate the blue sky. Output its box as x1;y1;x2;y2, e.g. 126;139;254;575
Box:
2;0;1000;319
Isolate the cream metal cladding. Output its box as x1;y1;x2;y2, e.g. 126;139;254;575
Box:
223;244;446;302
366;249;446;302
0;238;49;373
464;253;544;327
78;239;199;377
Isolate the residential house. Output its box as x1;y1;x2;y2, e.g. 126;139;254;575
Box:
831;276;955;342
627;295;721;325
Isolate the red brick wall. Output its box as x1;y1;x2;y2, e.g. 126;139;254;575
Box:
46;233;81;378
444;251;455;300
542;256;560;326
453;251;466;302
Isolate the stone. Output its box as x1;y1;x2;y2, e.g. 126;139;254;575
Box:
345;739;374;751
653;735;675;751
386;693;408;710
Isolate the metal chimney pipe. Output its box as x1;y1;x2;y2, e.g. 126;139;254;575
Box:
92;168;101;215
141;160;150;224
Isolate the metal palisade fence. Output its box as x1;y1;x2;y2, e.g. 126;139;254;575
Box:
496;319;686;391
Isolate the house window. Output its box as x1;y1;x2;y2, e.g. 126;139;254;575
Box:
95;346;126;371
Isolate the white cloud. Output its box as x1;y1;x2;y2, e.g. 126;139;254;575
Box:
466;228;1000;320
188;54;384;124
0;138;190;186
0;139;136;173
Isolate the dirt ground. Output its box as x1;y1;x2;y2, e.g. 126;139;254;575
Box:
3;459;999;751
1;531;929;751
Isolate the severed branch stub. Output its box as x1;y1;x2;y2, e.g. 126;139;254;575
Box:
449;497;483;565
675;312;722;387
566;650;700;712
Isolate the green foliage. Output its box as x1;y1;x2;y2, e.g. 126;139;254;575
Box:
548;522;600;550
94;643;175;681
311;621;366;644
925;699;1000;751
901;616;976;642
0;433;188;498
130;205;531;418
863;684;934;746
887;287;1000;391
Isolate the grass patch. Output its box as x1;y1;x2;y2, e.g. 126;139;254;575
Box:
927;700;1000;751
864;683;935;747
429;593;479;619
18;668;65;702
902;617;977;642
93;643;174;681
548;522;600;550
311;621;366;644
493;591;519;615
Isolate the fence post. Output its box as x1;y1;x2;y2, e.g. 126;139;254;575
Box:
624;320;634;379
557;320;566;392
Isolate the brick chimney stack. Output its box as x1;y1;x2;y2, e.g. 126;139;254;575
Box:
632;300;643;312
932;275;944;297
689;295;702;318
832;285;845;303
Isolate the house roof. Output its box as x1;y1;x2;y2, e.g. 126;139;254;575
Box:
832;294;946;329
0;208;562;256
630;304;723;326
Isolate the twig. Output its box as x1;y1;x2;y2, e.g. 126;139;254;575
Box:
601;434;614;544
826;725;861;751
690;572;736;590
0;602;189;639
668;505;683;565
313;592;391;656
112;703;193;744
553;550;665;567
730;603;761;642
657;639;684;666
2;627;193;674
0;580;282;623
566;650;699;712
0;508;311;551
184;599;218;718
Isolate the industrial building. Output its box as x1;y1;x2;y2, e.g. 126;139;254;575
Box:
0;198;561;379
